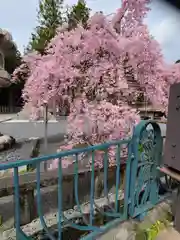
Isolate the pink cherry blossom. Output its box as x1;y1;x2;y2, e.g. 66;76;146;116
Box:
12;0;180;169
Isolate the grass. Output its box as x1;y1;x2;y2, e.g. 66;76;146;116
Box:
135;212;173;240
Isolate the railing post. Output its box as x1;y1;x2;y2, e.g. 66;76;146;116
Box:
128;120;162;219
15;188;37;226
43;104;48;171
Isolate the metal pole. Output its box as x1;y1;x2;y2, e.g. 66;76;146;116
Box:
44;104;48;171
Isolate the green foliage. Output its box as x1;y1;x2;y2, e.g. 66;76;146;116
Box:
27;0;91;54
28;0;64;54
138;144;144;153
135;217;172;240
38;0;63;27
0;215;2;226
66;0;91;30
4;47;22;74
136;221;165;240
146;221;165;240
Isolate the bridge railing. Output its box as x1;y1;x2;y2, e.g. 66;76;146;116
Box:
0;120;167;240
0;137;133;239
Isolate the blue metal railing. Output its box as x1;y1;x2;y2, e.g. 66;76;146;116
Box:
0;120;165;239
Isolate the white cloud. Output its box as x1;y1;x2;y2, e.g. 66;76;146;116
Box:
146;0;180;62
150;18;177;45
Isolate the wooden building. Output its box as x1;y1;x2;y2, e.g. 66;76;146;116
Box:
0;29;23;114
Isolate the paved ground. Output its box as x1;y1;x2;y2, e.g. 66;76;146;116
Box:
156;228;180;239
0;113;166;139
0;133;65;162
0;120;66;140
97;227;180;240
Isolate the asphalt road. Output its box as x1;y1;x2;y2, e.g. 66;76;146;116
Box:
0;120;67;140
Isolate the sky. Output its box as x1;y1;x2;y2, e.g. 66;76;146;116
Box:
0;0;180;63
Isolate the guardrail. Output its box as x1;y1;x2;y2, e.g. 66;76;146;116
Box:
0;120;166;239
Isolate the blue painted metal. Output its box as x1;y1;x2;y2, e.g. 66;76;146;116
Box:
129;120;163;219
0;120;164;239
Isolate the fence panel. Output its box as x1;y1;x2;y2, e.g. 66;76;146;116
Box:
0;138;133;239
128;120;163;219
0;120;164;239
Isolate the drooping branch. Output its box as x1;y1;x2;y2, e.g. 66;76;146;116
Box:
12;0;179;169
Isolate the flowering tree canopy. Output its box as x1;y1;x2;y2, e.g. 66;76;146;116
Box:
12;52;41;83
12;0;180;167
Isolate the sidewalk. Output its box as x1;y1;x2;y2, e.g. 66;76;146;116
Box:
156;228;180;240
0;114;17;122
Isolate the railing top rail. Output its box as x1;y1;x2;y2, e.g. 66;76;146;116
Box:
133;120;162;138
0;138;130;171
0;156;127;193
0;166;85;191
